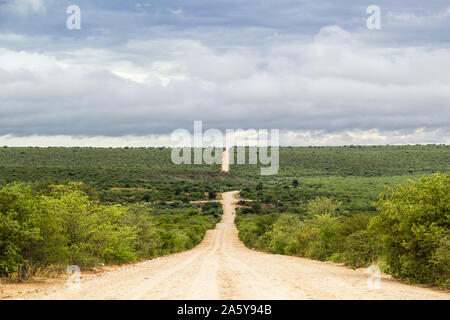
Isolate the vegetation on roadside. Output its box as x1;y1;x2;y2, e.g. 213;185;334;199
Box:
236;173;449;288
0;183;221;278
371;173;449;288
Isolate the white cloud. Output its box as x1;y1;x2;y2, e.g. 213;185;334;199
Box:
4;0;47;15
0;128;448;147
169;8;183;16
438;7;450;18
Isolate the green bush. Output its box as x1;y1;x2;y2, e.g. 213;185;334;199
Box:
341;230;381;268
305;214;341;261
431;233;449;288
236;213;278;249
307;197;342;216
370;173;449;287
0;184;66;277
0;183;221;278
38;184;139;267
268;214;302;255
120;203;162;258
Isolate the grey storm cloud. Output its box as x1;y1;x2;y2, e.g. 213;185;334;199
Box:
0;0;449;145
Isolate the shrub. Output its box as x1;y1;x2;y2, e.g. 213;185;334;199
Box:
0;183;222;278
0;184;66;277
39;183;138;268
342;230;381;268
307;197;342;217
304;214;341;261
370;173;449;287
268;214;302;255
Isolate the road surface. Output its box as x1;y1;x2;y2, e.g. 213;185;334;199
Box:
221;149;229;172
11;191;449;300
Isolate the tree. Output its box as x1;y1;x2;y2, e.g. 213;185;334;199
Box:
208;191;216;200
307;197;341;217
0;184;66;277
342;230;381;268
370;173;449;287
0;185;40;277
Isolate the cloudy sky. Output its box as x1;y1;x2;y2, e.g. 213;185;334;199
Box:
0;0;449;146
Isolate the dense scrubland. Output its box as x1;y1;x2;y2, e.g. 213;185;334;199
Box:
0;183;222;278
0;145;448;287
0;145;447;203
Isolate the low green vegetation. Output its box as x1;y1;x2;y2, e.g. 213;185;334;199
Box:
236;173;449;288
0;145;448;204
231;144;449;177
371;173;449;287
0;147;230;203
0;183;221;278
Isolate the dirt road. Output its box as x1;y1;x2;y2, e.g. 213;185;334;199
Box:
221;149;229;172
10;191;449;300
